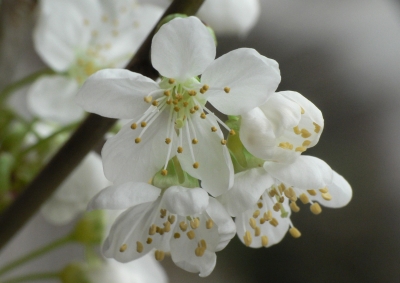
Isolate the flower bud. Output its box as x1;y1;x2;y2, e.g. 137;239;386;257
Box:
70;210;106;245
60;262;90;283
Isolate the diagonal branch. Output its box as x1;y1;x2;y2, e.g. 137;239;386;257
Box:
0;0;205;251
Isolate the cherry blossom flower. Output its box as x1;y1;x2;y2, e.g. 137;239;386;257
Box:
88;183;236;277
240;91;324;163
76;16;281;196
27;0;162;124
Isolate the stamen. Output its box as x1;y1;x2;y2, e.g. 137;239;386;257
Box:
146;238;152;244
155;250;165;261
192;138;198;144
301;107;305;114
164;90;170;96
164;221;171;232
310;203;322;215
131;123;137;130
302;140;312;146
230;129;236;135
190;218;200;229
319;187;328;193
203;84;209;91
119;244;127;252
168;215;176;224
152;100;158;106
135;137;141;143
165;138;171;144
206;219;214;229
149;224;157;235
179;221;188;231
243;231;252;246
187;230;195;240
141;121;147;127
249;218;257;229
168;78;175;84
299;193;309;204
144;96;152;103
295;146;307;152
136;241;143;253
261;236;268;247
211;126;217;132
264;210;272;221
293;126;301;135
177;146;183;153
253;210;260;218
221;139;227;145
224;87;231;93
289;227;301;238
193;162;199;169
174;232;180;239
254;226;261;237
290;201;300;212
200;112;206;119
195;246;205;257
300;129;311;138
321;192;332;201
313;122;321;133
257;202;263;209
307;189;317;196
269;218;279;227
161;169;168;176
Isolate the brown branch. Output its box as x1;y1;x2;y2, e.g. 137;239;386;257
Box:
0;0;205;251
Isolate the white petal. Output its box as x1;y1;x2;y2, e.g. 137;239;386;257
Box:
88;182;161;211
177;113;233;196
197;0;260;36
34;0;95;71
218;168;274;217
76;69;160;119
206;198;236;251
27;75;83;124
151;16;216;81
240;107;278;159
102;115;171;185
311;171;352;208
264;156;333;190
202;48;281;115
259;92;301;137
163;186;209;216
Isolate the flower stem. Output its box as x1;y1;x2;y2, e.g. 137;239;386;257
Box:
0;235;71;277
0;68;55;104
1;272;59;283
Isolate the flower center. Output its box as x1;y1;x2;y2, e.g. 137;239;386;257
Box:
68;52;106;85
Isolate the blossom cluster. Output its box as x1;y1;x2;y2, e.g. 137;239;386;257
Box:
77;16;352;276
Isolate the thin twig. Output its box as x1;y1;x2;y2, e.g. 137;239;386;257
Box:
0;0;205;251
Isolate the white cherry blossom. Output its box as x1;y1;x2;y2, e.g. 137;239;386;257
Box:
76;16;281;196
240;91;324;163
219;155;352;248
89;183;236;277
28;0;162;124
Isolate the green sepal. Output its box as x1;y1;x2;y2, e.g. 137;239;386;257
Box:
152;157;199;190
70;210;106;246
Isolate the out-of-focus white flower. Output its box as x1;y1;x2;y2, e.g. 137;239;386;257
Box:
240;91;324;163
197;0;260;36
27;0;163;124
88;183;235;277
76;16;280;197
40;152;110;225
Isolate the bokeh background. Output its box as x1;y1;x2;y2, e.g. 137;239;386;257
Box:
2;0;400;282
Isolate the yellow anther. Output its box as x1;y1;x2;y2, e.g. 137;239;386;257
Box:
211;126;217;132
168;78;175;84
273;203;281;212
229;129;236;135
176;93;183;100
289;227;301;238
155;250;165;261
278;196;285;203
321;192;332;201
156;226;161;233
295;146;307;152
161;169;168;176
146;238;152;244
203;84;209;91
253;210;260;218
264;210;272;221
174;106;180;112
190;218;200;229
164;221;171;232
166;99;172;105
144;96;152;103
195;246;205;257
221;139;227;145
300;129;312;138
168;215;176;224
136;241;143;253
249;218;257;229
188;90;197;96
190;108;196;114
152;100;158;106
141;121;147;127
131;123;137;130
301;107;305;114
165;138;171;144
310;203;322;215
192;138;198;144
290;201;300;212
200;88;206;94
243;231;252;246
319;187;328;193
313;122;321;133
200;239;207;249
279;142;294;150
255;226;261;237
302;140;312;147
257;202;263;209
135;137;141;143
163;90;170;96
261;236;269;247
293;126;301;135
158;228;165;235
174;232;181;239
307;189;317;196
119;244;127;252
269;218;279;227
194;105;200;110
206;219;214;229
224;87;231;93
193;162;199;169
200;112;206;119
269;189;277;197
179;221;188;232
299;193;310;204
177;146;183;153
278;183;286;193
183;101;189;107
284;187;297;202
149;224;157;235
260;218;266;224
160;209;167;217
187;230;195;240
